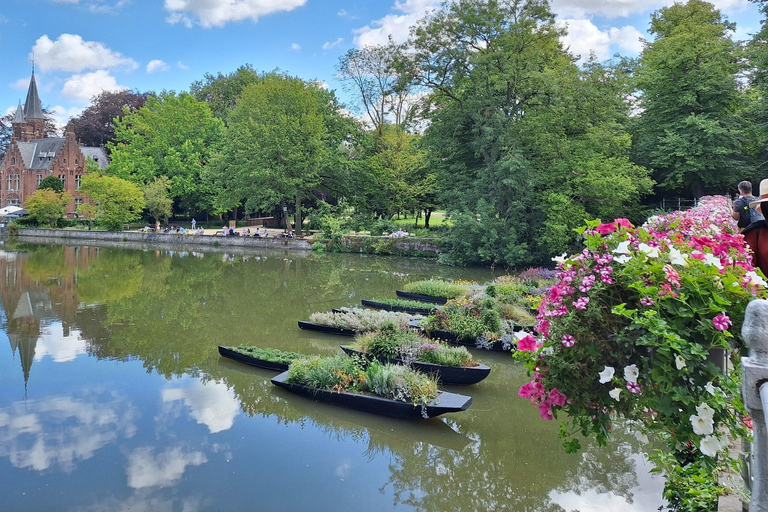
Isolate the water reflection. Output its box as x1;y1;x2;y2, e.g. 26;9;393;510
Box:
0;241;665;511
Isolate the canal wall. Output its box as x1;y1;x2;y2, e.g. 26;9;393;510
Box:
333;234;443;258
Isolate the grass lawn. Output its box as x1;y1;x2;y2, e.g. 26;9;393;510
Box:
391;211;450;229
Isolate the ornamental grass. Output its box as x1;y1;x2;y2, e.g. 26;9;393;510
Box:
309;308;417;332
352;324;478;367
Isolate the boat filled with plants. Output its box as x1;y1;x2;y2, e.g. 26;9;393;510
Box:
395;279;476;304
299;308;420;336
271;355;472;419
361;298;438;315
218;345;308;371
341;324;490;385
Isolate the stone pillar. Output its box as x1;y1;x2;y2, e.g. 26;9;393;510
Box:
742;299;768;512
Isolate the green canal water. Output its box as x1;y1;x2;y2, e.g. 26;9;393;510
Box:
0;241;665;511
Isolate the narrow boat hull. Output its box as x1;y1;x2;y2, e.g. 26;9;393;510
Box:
361;299;436;315
340;346;490;385
218;346;290;371
297;320;356;336
271;371;472;419
395;290;449;304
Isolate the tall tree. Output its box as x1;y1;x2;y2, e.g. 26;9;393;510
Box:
107;92;225;215
632;0;747;197
143;176;173;225
79;173;145;231
66;89;150;149
189;64;261;121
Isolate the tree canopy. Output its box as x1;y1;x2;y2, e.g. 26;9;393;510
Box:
66;89;150;149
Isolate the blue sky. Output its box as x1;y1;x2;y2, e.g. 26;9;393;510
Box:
0;0;763;129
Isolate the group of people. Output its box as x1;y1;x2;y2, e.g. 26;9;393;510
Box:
733;180;768;276
220;226;270;237
388;229;409;238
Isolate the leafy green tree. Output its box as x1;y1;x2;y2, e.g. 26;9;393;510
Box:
79;173;145;230
189;64;261;121
209;73;355;235
107;92;225;215
24;188;72;227
76;202;97;229
631;0;747;197
143;176;173;225
66;89;150;149
38;175;64;193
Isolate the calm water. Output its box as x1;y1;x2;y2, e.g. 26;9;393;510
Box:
0;241;665;512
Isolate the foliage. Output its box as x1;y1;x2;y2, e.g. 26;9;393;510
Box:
189;64;261;121
515;197;761;506
24;188;72;228
367;297;437;312
66;89;150;149
354;324;477;368
79;173;145;230
231;345;307;365
308;308;417;332
143;176;173;224
75;202;97;229
107;91;225;214
402;279;472;298
38;175;64;193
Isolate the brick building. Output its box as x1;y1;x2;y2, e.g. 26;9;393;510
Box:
0;72;108;212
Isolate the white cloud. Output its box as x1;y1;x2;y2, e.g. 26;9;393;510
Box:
559;19;643;61
10;77;28;90
290;43;301;51
162;380;239;434
32;34;137;73
164;0;307;28
353;0;441;47
177;61;189;70
146;59;170;73
49;105;85;131
60;70;126;103
88;0;131;13
126;446;207;489
338;9;347;17
549;0;752;19
322;37;344;50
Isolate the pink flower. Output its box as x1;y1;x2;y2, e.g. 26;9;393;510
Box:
573;296;590;310
548;388;567;407
663;265;681;286
561;334;575;347
518;380;544;399
713;313;732;331
596;222;617;235
616;218;633;229
626;382;642;394
539;400;554;420
640;297;655;306
658;283;678;298
517;334;541;351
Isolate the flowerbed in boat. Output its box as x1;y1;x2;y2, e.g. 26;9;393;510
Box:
515;196;766;509
367;297;437;311
286;355;439;406
232;346;307;365
402;279;475;298
352;323;479;367
309;308;417;331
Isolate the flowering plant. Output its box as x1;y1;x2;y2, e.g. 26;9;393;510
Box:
516;197;765;503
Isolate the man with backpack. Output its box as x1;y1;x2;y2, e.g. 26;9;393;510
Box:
733;181;764;231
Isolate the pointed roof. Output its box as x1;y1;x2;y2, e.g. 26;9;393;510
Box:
12;101;25;124
23;72;44;120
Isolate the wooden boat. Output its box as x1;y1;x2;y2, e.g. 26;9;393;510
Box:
340;346;490;385
361;299;436;315
218;345;301;371
271;371;472;419
298;320;356;336
395;290;449;304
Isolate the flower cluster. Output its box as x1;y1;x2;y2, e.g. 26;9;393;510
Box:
517;196;765;467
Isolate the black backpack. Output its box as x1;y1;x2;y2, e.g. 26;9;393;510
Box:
738;196;760;228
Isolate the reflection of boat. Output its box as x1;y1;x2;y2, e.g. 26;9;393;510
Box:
297;320;355;336
395;290;448;304
361;299;436;315
340;346;491;385
218;346;304;372
271;371;472;419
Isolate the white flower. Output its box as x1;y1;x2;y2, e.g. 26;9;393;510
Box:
634;431;649;444
609;388;622;401
614;254;631;264
702;253;723;269
696;403;715;422
613;241;631;254
668;247;688;267
700;435;726;457
552;253;568;264
598;366;615;384
705;382;719;396
624;364;639;383
690;413;714;436
514;331;532;340
745;271;767;288
675;354;686;370
540;346;554;356
637;243;660;258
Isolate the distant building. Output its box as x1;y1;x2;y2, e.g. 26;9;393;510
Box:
0;72;109;212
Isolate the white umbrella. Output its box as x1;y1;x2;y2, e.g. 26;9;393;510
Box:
0;205;23;216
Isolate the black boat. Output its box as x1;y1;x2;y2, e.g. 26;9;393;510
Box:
361;299;436;315
271;371;472;419
422;328;514;352
298;320;356;336
395;290;449;304
218;346;300;371
340;346;490;385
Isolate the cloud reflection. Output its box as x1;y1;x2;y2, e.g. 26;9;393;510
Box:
34;322;88;362
126;446;207;489
161;379;240;434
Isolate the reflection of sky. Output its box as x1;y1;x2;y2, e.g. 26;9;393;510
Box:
80;493;206;512
0;393;137;473
34;322;88;363
126;446;207;489
162;379;240;434
549;452;665;511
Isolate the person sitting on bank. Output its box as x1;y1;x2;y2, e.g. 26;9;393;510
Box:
255;227;262;237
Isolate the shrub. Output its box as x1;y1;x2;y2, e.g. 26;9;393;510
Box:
353;328;478;367
403;279;473;298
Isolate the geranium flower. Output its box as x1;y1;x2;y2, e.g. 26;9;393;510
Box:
598;366;615;384
675;354;686;370
548;388;567;407
613;241;631;254
626;381;642;394
561;334;575;347
624;364;639;383
712;313;731;331
690;413;714;436
609;388;622;401
518;380;543;399
517;334;540;351
596;222;617;235
663;265;681;286
539;400;554;420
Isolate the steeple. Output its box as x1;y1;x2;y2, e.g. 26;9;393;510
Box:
11;101;25;124
23;72;44;120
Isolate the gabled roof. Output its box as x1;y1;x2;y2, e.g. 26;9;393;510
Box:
16;139;66;170
23;72;44;120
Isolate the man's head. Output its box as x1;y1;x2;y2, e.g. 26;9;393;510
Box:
739;181;753;195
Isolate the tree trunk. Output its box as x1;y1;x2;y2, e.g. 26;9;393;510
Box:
424;209;432;229
414;210;421;229
295;192;303;237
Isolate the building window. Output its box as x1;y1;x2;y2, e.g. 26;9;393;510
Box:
75;175;81;190
75;198;83;207
6;175;10;191
9;199;19;206
11;157;15;166
14;175;19;191
37;175;43;187
8;175;19;191
75;158;79;164
59;174;66;188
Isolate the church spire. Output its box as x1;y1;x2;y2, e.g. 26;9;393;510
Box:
23;71;44;120
12;101;25;124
